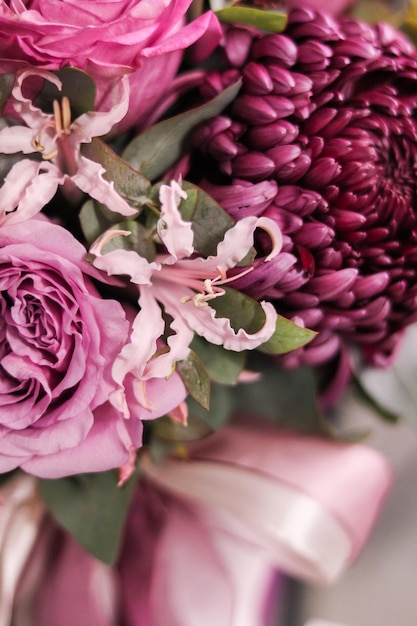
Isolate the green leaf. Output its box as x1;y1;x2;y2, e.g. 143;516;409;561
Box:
0;74;13;114
234;353;333;436
122;80;242;181
79;199;121;245
177;350;211;410
216;7;287;32
39;469;138;565
190;335;245;385
259;314;317;355
187;383;236;430
36;67;96;117
211;286;266;334
82;137;151;211
180;181;235;256
152;413;214;443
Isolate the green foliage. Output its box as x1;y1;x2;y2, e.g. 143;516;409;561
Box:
177;350;211;410
234;353;333;436
190;335;246;385
82;137;151;210
215;6;287;32
36;67;96;117
259;314;317;355
39;469;138;565
179;181;235;256
122;80;242;181
0;74;13;114
187;383;236;430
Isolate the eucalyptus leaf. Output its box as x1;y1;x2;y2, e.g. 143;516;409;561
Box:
216;6;287;32
39;469;138;565
180;181;235;256
177;350;211;410
0;74;13;114
190;335;245;385
234;353;332;436
122;79;242;181
187;383;236;430
82;137;150;210
259;314;317;355
79;199;123;245
35;67;96;117
211;286;266;334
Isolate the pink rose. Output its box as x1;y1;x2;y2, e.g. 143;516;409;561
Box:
0;217;141;477
0;0;221;131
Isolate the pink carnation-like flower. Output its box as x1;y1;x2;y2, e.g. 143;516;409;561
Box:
0;0;221;131
182;8;417;369
0;218;185;478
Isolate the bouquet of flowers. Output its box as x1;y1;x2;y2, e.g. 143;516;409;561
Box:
0;0;415;623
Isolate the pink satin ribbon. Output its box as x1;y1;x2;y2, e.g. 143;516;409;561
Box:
0;474;44;626
143;423;392;585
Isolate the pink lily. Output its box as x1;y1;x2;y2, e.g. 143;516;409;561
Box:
91;180;283;417
0;68;137;226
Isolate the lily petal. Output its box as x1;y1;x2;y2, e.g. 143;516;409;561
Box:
158;180;194;261
0;126;39;154
76;75;130;140
0;160;61;226
13;68;61;131
111;287;166;417
72;156;138;216
91;232;158;285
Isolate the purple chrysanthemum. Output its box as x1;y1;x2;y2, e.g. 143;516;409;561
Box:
182;8;417;370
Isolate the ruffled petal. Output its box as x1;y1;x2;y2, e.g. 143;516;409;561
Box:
177;215;282;277
76;75;130;140
91;230;158;284
0;125;37;154
110;287;166;417
158;180;194;261
71;156;138;216
0;159;61;226
13;68;60;131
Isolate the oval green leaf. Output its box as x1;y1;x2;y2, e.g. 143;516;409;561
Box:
216;7;287;32
122;80;242;181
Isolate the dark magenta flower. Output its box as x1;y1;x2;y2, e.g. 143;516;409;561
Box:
183;8;417;369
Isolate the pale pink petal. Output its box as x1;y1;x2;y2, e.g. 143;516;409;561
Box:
91;232;157;285
110;287;166;417
158;180;194;261
0;125;37;154
0;159;61;226
13;68;61;131
144;303;194;380
172;295;277;351
71;156;138;216
179;216;282;276
75;75;130;140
